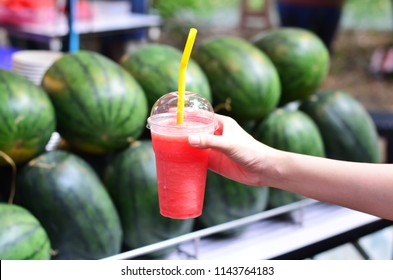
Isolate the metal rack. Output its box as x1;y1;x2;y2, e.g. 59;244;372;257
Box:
103;199;392;260
0;1;161;52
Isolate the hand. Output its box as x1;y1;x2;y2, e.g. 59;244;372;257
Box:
188;115;393;221
188;114;274;186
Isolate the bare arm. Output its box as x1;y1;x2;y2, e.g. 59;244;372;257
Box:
189;114;393;221
267;151;393;220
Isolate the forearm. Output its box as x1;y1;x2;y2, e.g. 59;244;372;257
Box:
264;150;393;220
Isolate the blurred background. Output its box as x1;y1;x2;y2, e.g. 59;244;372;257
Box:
1;0;392;260
1;0;393;111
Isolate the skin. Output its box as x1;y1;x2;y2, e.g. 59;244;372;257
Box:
188;114;393;221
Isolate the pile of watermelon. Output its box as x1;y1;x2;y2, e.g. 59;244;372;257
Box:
0;27;382;259
192;27;380;232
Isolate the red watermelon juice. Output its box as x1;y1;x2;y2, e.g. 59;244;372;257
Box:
148;113;215;219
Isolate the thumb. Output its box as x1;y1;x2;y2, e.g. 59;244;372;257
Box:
188;134;229;151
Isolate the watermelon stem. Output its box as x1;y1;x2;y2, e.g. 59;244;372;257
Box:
126;136;136;144
214;97;232;113
28;160;55;169
0;151;16;204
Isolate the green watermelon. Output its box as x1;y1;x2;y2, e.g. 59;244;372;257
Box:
41;50;148;154
193;36;281;121
254;107;325;157
252;27;329;104
120;43;212;109
197;171;269;236
0;203;51;260
0;69;56;166
254;107;325;208
104;140;194;258
299;89;381;163
16;150;122;259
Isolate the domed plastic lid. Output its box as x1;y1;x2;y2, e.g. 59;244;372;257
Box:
147;91;216;134
150;91;213;115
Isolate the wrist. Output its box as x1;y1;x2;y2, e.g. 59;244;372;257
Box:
258;146;289;188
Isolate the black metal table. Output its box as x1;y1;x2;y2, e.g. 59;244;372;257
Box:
0;7;161;51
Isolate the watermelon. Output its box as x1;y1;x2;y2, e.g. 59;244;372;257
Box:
16;150;122;259
120;43;212;109
0;69;56;166
254;107;325;157
197;171;269;236
193;36;281;121
299;89;381;163
41;50;148;154
252;27;329;104
104;140;194;258
0;203;51;260
254;107;325;208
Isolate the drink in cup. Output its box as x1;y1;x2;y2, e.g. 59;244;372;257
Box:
147;91;216;219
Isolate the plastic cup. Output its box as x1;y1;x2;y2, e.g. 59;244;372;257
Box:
147;91;216;219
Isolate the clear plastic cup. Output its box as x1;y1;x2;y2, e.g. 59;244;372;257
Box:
147;91;216;219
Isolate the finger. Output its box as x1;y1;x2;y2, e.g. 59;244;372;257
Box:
188;133;231;152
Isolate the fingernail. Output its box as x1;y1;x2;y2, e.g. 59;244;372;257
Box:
188;135;201;146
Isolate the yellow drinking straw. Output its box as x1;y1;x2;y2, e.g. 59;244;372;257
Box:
177;28;198;125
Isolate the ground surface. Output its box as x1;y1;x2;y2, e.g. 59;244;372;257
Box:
322;29;393;113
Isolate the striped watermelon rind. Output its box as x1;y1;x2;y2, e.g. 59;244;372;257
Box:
0;69;56;165
254;107;325;157
252;27;329;104
193;36;281;122
41;51;148;154
0;203;51;260
16;150;123;260
120;43;212;109
299;89;381;163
